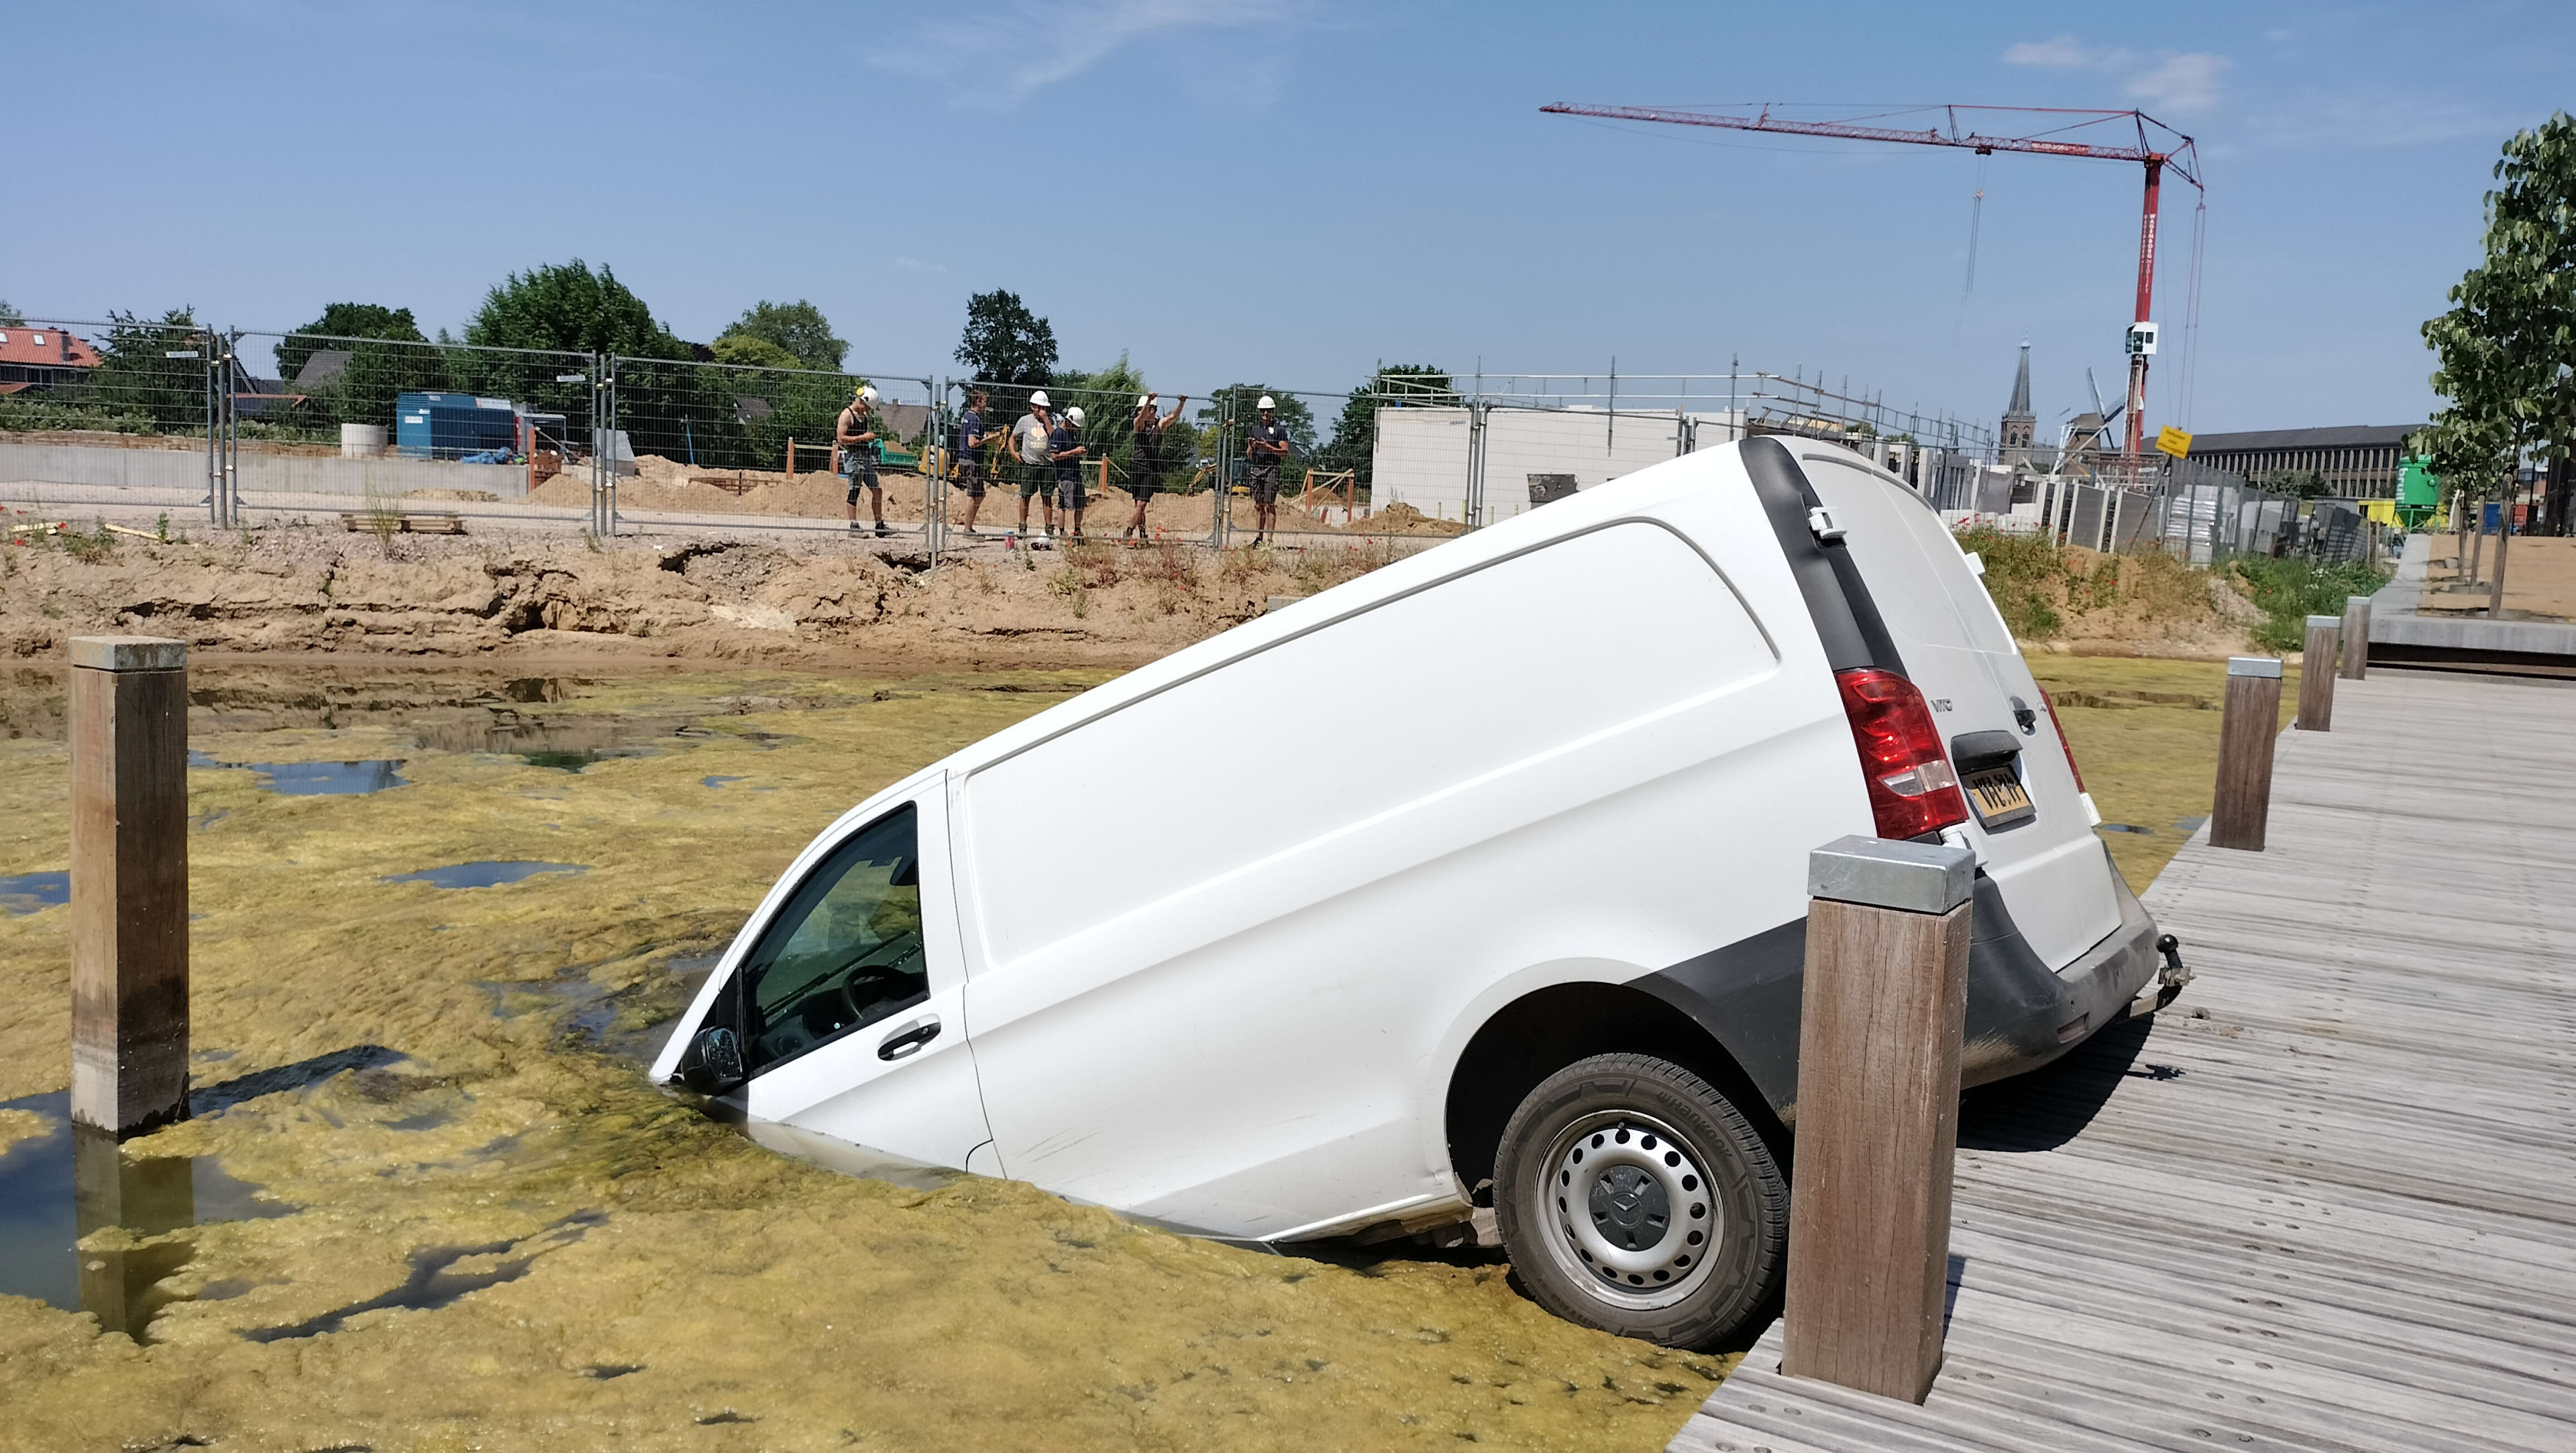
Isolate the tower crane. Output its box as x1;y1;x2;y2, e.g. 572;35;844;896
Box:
1540;103;2204;465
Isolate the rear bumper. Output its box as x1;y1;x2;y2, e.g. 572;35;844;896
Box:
1959;851;2164;1089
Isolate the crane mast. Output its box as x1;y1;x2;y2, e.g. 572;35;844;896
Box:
1540;103;2204;465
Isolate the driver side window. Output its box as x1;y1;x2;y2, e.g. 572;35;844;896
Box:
739;806;926;1077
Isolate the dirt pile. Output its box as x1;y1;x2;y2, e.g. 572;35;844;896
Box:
0;527;1419;669
1960;527;2259;657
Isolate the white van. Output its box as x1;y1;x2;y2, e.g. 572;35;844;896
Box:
650;437;2170;1349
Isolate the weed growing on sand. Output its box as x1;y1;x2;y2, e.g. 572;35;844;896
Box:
1047;566;1091;619
1957;527;2063;635
360;489;402;547
1953;527;2216;641
154;513;171;543
1219;543;1276;588
1294;539;1410;596
59;519;115;564
2228;557;2388;652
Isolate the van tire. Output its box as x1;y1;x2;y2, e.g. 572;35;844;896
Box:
1493;1052;1786;1350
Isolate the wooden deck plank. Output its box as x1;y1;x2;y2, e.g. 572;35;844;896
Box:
1668;671;2576;1452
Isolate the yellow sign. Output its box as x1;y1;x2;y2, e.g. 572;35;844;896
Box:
2155;425;2193;458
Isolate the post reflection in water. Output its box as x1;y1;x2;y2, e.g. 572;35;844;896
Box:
72;1125;199;1339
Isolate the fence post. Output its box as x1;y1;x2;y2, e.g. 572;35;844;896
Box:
2211;655;2284;852
2339;597;2371;680
68;636;191;1139
2297;616;2339;731
1782;835;1975;1405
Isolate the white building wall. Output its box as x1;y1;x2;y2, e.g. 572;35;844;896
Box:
1372;407;1746;525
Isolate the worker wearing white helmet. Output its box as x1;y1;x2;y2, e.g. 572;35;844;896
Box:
1126;390;1187;542
1010;389;1059;545
1050;405;1090;540
837;382;888;537
1244;392;1290;547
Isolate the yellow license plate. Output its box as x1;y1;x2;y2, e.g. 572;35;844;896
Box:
1966;767;2034;827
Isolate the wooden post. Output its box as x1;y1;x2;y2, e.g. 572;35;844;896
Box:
68;636;190;1138
2210;655;2284;853
2339;597;2371;681
786;438;796;483
2489;504;2512;617
1782;835;1975;1405
2297;615;2339;731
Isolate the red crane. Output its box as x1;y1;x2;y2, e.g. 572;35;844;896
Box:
1540;102;2204;464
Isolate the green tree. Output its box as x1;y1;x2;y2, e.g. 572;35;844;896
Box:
717;300;846;372
466;260;686;360
2257;468;2334;500
1319;364;1454;482
2420;113;2576;533
955;290;1057;386
710;334;801;370
91;307;215;434
0;301;23;327
275;302;426;382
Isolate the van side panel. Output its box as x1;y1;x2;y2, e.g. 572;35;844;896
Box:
957;506;1855;1236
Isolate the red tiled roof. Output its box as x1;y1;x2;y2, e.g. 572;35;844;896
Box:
0;327;103;369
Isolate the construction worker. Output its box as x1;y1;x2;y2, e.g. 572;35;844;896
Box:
953;388;991;535
1010;388;1057;545
1244;394;1289;546
1052;405;1088;541
1126;391;1186;542
838;383;887;537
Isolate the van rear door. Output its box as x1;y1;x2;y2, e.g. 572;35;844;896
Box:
1795;451;2121;969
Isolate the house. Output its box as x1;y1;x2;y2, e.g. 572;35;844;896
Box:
0;324;103;394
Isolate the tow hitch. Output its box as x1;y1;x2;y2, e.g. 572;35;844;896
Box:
2128;933;2192;1018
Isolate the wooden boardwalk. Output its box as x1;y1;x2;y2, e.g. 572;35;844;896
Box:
1670;668;2576;1452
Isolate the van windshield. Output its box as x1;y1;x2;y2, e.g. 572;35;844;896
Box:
738;806;926;1076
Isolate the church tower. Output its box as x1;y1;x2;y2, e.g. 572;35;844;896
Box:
2000;340;2035;464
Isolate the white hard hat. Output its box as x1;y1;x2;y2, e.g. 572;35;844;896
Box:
855;383;877;403
1063;406;1084;425
1028;389;1050;408
1138;394;1154;409
1256;395;1276;410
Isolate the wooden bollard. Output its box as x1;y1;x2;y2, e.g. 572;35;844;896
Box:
68;636;191;1138
2211;655;2284;853
1782;835;1974;1405
2297;614;2339;732
2339;597;2371;680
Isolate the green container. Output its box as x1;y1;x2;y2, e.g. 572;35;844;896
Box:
2396;456;2440;529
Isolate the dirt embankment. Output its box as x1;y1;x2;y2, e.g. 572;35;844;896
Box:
1960;528;2265;659
0;527;1423;669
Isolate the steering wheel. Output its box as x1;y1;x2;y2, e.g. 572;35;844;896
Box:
835;938;926;1026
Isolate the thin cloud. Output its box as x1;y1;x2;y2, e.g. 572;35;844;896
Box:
2003;34;2231;117
884;0;1283;107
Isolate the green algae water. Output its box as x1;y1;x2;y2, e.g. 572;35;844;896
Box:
0;661;1737;1452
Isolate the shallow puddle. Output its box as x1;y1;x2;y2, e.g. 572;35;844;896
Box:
189;751;410;796
383;861;589;890
0;1093;294;1340
0;871;68;916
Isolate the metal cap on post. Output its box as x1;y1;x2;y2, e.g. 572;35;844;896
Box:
2297;615;2340;733
68;635;191;1139
1783;835;1976;1405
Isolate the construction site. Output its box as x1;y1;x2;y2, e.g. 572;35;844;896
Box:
6;30;2573;1448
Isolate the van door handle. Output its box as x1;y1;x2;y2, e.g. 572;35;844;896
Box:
877;1015;941;1061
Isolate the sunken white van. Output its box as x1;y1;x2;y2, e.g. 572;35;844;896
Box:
651;436;2173;1349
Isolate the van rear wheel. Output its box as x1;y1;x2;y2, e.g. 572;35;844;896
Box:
1493;1053;1786;1350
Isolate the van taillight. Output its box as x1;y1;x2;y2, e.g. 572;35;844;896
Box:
1833;668;1969;839
2037;689;2087;794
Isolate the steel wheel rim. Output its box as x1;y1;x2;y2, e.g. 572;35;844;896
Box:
1529;1109;1720;1311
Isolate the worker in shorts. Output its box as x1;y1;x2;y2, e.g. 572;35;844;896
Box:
1051;405;1089;541
1010;389;1058;545
1125;391;1186;542
838;383;887;537
953;389;991;535
1244;394;1289;546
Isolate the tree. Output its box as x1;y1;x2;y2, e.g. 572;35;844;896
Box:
2420;113;2576;536
465;260;686;360
955;290;1057;386
716;300;846;372
710;334;801;370
2257;468;2334;501
276;302;425;383
91;307;215;433
0;301;23;327
1319;364;1454;482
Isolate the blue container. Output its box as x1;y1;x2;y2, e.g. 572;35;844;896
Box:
395;392;519;460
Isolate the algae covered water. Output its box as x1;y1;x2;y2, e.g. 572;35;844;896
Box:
0;661;1735;1451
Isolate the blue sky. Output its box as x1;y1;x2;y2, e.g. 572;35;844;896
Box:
9;1;2570;437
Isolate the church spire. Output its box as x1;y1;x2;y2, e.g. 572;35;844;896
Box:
2000;340;2035;460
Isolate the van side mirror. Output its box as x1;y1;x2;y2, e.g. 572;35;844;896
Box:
681;1026;746;1094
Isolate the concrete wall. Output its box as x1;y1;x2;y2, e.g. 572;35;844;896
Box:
0;441;530;499
1373;407;1743;525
